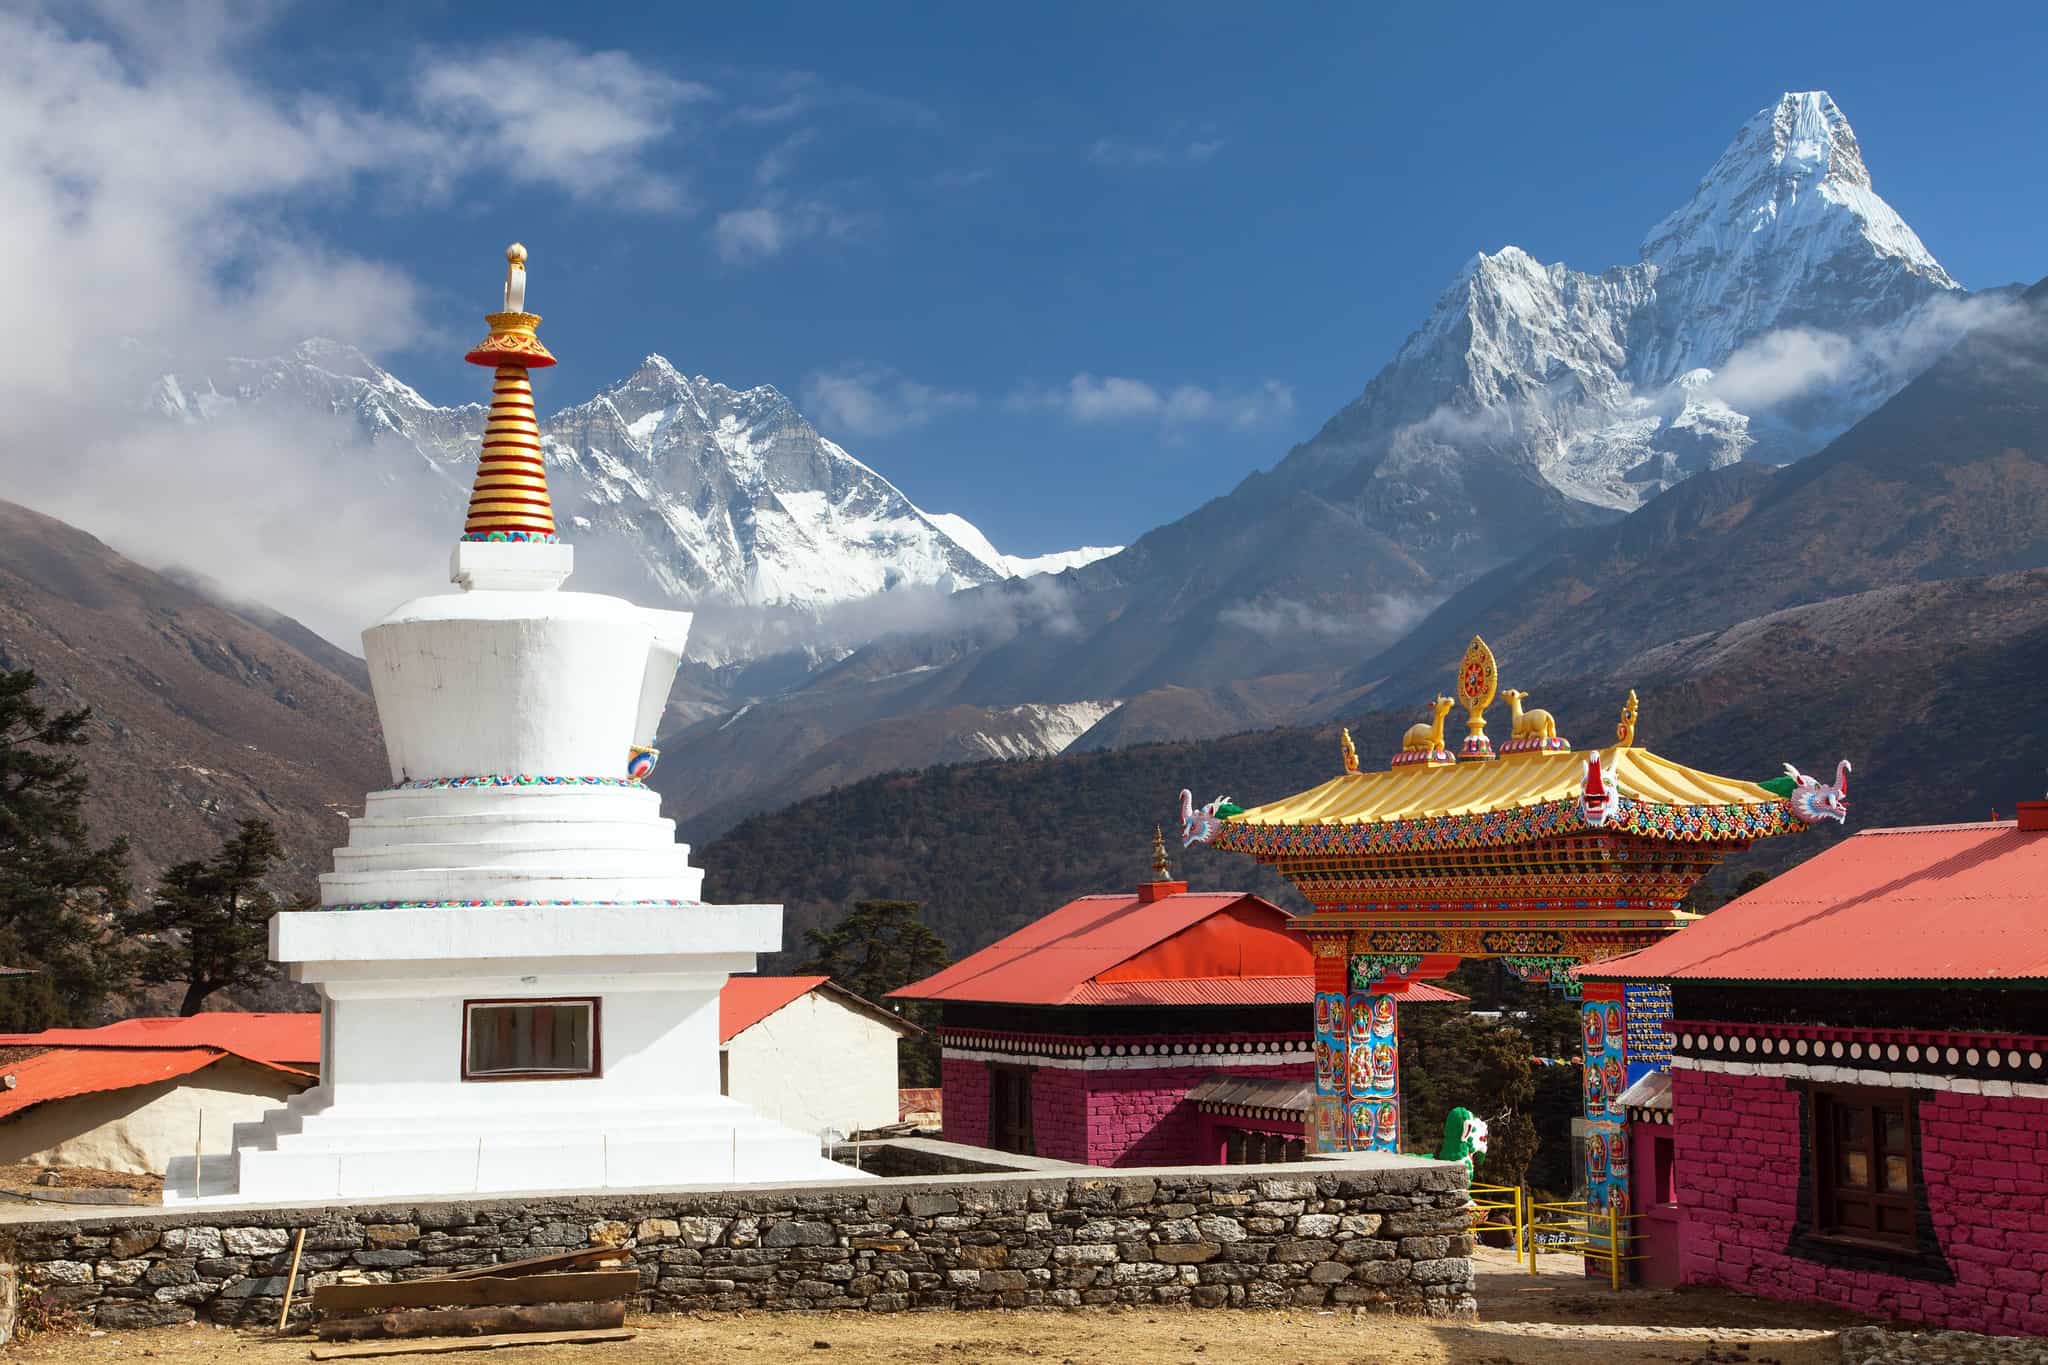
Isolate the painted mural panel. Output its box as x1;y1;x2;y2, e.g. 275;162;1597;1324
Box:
1582;996;1628;1234
1345;992;1400;1152
1312;990;1346;1153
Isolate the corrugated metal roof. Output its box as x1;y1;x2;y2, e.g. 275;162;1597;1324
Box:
1186;1075;1314;1114
1583;821;2048;983
719;976;828;1042
1616;1071;1671;1111
891;892;1299;1005
0;1014;321;1065
0;1047;314;1121
1063;977;1313;1008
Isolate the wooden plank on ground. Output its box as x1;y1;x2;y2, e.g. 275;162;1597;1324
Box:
313;1270;640;1315
309;1327;636;1360
423;1247;627;1282
316;1301;625;1342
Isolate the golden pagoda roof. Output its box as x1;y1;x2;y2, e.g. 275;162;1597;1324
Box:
1229;745;1778;829
1205;637;1823;859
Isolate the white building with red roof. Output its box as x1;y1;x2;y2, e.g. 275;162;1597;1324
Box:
718;976;920;1141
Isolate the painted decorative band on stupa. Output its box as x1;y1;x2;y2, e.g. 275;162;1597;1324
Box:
391;774;648;791
323;897;704;911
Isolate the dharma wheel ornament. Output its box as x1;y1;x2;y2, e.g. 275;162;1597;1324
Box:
1456;636;1498;761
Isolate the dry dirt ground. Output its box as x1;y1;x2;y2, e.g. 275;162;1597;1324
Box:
8;1251;1869;1364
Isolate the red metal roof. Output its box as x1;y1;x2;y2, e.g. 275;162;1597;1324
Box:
720;975;829;1042
891;892;1329;1006
0;1014;321;1066
1060;977;1465;1007
1584;821;2048;983
0;1047;314;1122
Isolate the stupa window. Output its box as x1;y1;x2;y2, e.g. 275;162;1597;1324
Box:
463;998;600;1080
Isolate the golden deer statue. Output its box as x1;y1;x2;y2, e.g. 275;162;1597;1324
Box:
1501;689;1557;741
1402;695;1455;753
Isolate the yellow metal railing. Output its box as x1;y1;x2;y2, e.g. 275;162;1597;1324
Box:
1467;1182;1529;1268
1524;1197;1647;1289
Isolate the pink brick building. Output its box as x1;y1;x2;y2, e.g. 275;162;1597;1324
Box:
893;849;1463;1167
1584;807;2048;1336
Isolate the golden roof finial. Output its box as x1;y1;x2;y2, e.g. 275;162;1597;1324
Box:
1617;689;1639;747
1455;635;1498;760
1340;727;1359;774
1150;825;1172;881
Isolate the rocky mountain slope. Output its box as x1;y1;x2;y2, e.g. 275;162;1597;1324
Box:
0;500;385;894
157;345;1115;641
1344;273;2048;708
701;583;2048;968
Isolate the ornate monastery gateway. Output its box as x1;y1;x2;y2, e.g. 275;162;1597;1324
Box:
1186;636;1849;1206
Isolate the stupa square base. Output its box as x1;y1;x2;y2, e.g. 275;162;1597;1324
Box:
168;905;865;1205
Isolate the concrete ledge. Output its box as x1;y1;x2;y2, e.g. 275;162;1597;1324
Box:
0;1154;1474;1330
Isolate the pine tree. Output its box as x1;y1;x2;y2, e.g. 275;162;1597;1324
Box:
0;669;132;1029
120;818;287;1015
798;898;951;1087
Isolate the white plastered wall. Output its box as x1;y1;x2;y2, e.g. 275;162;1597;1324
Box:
722;992;902;1139
0;1060;308;1175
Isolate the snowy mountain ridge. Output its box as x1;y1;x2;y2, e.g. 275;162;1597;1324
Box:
1350;91;1967;515
155;343;1118;621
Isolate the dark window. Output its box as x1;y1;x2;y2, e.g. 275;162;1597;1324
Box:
462;998;599;1080
1225;1130;1247;1165
1812;1087;1917;1248
989;1065;1034;1155
1284;1136;1306;1163
1650;1131;1676;1206
719;1049;730;1096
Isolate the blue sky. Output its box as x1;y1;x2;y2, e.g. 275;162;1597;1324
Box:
36;1;2048;560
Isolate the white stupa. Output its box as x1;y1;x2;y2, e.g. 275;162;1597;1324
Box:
167;247;859;1204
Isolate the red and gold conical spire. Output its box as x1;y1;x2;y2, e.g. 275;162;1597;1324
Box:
461;244;559;542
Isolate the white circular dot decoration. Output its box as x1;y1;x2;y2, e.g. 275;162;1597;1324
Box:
1946;1048;1960;1064
1907;1046;1920;1062
1712;1036;1725;1051
1886;1045;1900;1061
1966;1049;1980;1066
1850;1043;1864;1059
1831;1042;1845;1058
1744;1037;1757;1053
1795;1039;1808;1056
1681;1033;1694;1049
2031;1053;2043;1070
2007;1051;2021;1068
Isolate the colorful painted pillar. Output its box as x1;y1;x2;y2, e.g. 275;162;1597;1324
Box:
1578;979;1674;1270
1310;936;1407;1153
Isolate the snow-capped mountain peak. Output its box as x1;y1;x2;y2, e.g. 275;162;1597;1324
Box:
1322;90;1966;519
153;344;1116;626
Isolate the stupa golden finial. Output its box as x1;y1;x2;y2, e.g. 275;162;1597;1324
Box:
1455;635;1498;760
461;243;558;543
1150;825;1172;881
1340;727;1359;774
1617;690;1639;747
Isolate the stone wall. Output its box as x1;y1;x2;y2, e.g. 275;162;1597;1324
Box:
4;1158;1473;1332
1676;1064;2048;1336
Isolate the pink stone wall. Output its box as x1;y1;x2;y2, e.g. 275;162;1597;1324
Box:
1086;1063;1308;1168
1032;1065;1090;1163
939;1057;989;1148
1675;1064;2048;1335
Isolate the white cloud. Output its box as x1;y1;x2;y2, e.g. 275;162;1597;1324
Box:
1011;374;1294;428
931;167;994;189
802;368;976;437
1088;135;1225;168
712;197;863;266
753;129;816;188
414;41;712;212
0;7;720;644
1707;293;2022;412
